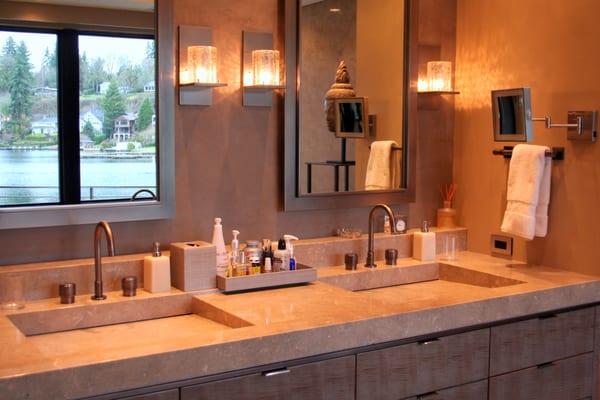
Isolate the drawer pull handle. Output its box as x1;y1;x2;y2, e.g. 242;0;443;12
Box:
418;338;440;346
417;391;439;399
537;361;555;369
538;314;558;320
262;368;291;377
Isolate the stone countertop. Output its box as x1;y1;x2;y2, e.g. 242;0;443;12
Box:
1;251;600;399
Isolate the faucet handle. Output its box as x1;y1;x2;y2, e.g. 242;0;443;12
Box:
59;283;76;304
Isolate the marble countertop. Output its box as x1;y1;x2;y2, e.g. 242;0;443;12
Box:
2;251;600;399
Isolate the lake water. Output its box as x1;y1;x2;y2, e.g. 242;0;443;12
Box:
0;149;156;205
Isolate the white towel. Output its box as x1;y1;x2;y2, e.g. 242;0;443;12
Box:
500;144;552;240
365;140;397;190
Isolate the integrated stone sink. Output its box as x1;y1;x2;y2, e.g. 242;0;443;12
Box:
8;292;253;336
319;262;525;292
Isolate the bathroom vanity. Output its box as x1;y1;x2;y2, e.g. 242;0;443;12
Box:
1;241;599;400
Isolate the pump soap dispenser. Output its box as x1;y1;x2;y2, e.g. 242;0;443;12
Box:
212;217;228;275
143;242;171;293
412;221;436;261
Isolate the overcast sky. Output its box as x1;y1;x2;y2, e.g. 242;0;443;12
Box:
0;31;151;73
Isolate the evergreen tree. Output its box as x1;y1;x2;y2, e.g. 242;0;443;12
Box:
41;46;57;88
0;37;17;92
82;119;94;137
137;98;153;131
79;51;89;93
7;41;34;139
101;80;125;139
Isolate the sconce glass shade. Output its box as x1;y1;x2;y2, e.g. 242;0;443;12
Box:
427;61;452;92
252;49;280;86
188;45;218;84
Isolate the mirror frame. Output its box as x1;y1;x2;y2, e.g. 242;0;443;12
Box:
0;0;175;229
284;0;417;211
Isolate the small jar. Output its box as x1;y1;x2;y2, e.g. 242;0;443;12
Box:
244;240;263;265
437;200;457;228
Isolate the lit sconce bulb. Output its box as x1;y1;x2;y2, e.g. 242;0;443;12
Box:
427;61;452;92
417;79;429;92
188;45;218;84
252;49;280;86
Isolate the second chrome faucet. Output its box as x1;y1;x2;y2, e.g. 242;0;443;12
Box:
91;221;115;300
365;204;397;268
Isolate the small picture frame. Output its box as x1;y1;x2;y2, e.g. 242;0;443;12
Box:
334;97;369;138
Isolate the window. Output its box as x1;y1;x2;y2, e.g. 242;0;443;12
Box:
0;1;174;230
0;29;156;206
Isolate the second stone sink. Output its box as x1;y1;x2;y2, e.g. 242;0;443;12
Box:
8;292;252;336
319;262;525;292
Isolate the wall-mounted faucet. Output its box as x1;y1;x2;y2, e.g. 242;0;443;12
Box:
366;204;397;268
91;221;115;300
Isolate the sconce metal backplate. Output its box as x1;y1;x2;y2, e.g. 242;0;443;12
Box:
242;31;281;107
179;26;217;106
567;111;597;142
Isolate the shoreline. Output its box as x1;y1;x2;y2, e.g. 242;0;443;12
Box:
0;147;155;160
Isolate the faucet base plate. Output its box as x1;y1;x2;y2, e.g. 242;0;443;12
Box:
91;295;107;300
364;264;377;268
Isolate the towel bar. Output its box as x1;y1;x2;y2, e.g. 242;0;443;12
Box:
492;146;564;160
368;144;402;151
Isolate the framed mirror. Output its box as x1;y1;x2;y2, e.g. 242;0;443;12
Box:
284;0;417;210
0;0;175;228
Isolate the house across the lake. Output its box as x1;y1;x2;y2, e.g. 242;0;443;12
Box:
31;117;58;136
113;113;137;142
79;133;94;150
144;81;155;92
79;109;103;133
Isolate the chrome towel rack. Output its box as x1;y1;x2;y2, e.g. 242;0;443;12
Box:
492;146;564;160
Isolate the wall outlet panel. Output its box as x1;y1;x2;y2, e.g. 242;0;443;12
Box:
491;234;513;257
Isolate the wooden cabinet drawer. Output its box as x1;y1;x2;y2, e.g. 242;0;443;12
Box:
118;389;179;400
489;352;593;400
180;355;355;400
404;380;488;400
356;329;489;400
490;307;595;375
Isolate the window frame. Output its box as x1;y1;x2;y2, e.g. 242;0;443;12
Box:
0;0;175;229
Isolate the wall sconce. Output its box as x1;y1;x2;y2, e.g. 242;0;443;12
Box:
188;45;218;84
178;26;227;106
252;49;280;86
417;60;459;95
242;31;285;107
427;61;452;92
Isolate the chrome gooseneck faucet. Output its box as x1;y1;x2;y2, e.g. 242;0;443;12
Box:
365;204;397;268
92;221;115;300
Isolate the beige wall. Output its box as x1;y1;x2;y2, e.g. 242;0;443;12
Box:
454;0;600;275
355;0;404;190
0;0;452;266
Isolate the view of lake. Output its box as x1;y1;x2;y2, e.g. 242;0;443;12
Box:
0;150;156;205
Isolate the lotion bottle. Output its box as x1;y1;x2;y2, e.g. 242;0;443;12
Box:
143;242;171;293
283;235;299;270
212;217;228;275
412;221;436;261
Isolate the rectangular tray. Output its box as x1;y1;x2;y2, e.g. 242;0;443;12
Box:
216;263;317;293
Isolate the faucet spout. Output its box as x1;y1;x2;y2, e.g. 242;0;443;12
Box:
92;221;115;300
365;204;397;268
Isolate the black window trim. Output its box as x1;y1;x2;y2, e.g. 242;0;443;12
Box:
0;25;158;207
